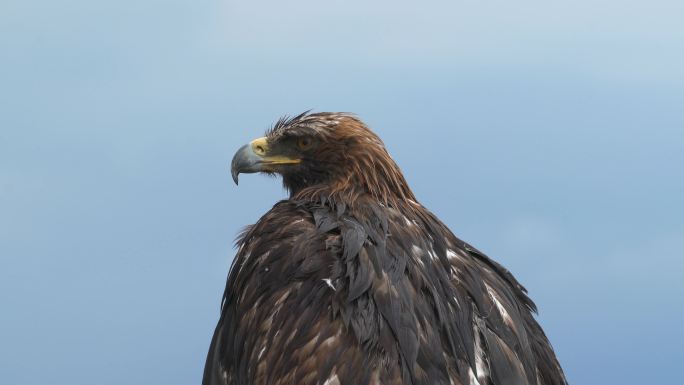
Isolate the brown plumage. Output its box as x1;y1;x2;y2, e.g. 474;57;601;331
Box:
205;112;567;385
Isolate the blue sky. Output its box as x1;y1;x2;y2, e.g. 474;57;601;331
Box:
1;1;683;384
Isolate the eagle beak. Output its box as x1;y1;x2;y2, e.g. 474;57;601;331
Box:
230;137;301;185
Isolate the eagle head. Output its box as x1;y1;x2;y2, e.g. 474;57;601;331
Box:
231;111;415;205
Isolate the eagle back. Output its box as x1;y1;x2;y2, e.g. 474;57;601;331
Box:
203;198;567;385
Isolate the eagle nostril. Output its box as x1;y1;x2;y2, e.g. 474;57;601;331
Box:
255;145;265;155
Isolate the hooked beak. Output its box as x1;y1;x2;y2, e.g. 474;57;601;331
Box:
230;137;301;184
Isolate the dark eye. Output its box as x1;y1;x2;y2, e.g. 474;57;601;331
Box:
297;137;313;150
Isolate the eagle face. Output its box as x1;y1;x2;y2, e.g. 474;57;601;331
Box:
231;112;403;202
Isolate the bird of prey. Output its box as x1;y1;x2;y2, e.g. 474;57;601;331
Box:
204;112;567;385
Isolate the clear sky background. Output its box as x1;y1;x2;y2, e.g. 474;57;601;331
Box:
1;1;683;384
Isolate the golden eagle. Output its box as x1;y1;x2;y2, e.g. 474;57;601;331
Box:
204;112;567;385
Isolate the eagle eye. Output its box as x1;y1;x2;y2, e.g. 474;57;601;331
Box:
297;137;314;151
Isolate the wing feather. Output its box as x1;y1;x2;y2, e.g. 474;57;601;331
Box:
204;199;567;385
